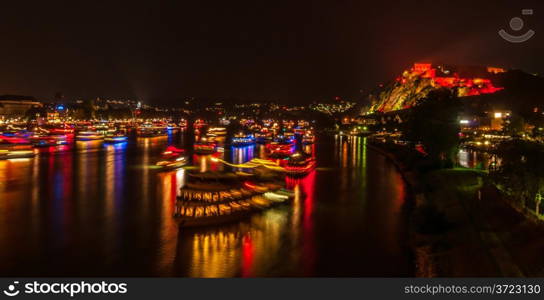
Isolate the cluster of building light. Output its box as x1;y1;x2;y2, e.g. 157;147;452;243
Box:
310;102;355;115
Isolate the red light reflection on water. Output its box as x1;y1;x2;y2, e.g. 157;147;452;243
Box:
285;170;317;274
394;172;405;208
241;233;254;277
192;152;223;172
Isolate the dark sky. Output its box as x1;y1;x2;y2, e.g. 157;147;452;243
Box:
1;0;543;104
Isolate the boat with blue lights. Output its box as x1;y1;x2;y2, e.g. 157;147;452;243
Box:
30;134;69;147
104;132;129;143
231;133;255;147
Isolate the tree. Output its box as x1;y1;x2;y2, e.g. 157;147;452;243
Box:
24;105;45;123
403;88;461;168
82;99;96;120
492;140;544;210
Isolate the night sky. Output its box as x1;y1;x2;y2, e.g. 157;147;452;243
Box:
1;0;543;104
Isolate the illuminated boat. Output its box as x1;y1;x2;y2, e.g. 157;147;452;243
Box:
263;190;293;203
231;133;255;147
137;123;168;137
274;188;296;198
94;122;109;131
284;131;295;140
256;135;272;144
0;135;32;146
156;146;187;169
174;171;288;227
137;129;167;137
76;131;104;141
255;128;273;144
161;146;185;158
194;139;217;155
207;127;227;137
266;138;295;158
194;119;207;129
0;149;35;160
156;156;188;170
30;135;69;147
284;152;316;177
166;123;179;131
49;126;75;135
302;131;315;145
104;133;128;143
0;126;31;139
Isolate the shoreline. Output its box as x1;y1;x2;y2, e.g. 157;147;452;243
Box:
366;141;432;276
366;140;525;277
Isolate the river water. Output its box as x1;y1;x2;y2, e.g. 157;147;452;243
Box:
0;133;412;277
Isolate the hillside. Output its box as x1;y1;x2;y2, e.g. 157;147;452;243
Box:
368;63;544;115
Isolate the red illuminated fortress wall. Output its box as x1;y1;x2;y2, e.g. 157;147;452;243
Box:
412;63;503;96
371;63;504;113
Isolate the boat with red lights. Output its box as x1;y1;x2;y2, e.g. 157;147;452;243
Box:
48;126;75;136
0;136;35;159
0;134;32;146
162;146;185;157
155;146;188;170
266;136;295;158
284;152;316;177
30;134;69;147
266;141;294;158
156;156;188;170
194;138;217;155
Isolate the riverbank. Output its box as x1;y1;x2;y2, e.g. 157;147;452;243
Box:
417;169;524;276
367;140;543;277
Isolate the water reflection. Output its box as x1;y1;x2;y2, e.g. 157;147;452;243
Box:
104;143;127;219
231;145;254;164
172;135;410;277
458;148;502;170
0;133;412;276
156;168;186;275
192;153;223;173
